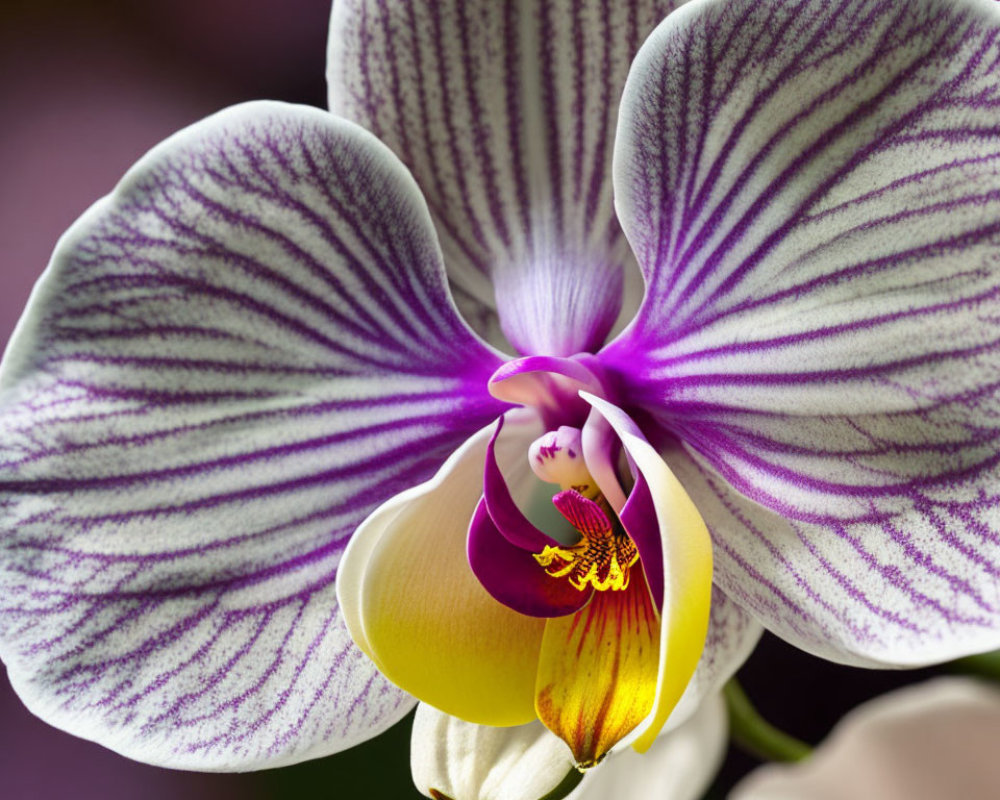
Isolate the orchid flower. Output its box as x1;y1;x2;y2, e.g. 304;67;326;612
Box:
2;0;1000;784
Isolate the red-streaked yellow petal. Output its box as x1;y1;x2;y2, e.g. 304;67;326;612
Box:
534;570;661;767
582;394;714;753
345;415;547;727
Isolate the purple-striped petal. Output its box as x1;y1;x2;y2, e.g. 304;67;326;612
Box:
0;102;507;769
327;0;685;356
605;0;1000;664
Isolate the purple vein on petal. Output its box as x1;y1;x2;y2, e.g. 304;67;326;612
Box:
328;0;687;355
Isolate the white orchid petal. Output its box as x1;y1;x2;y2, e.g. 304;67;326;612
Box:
668;588;762;733
0;102;507;769
607;0;1000;665
411;704;575;800
327;0;687;355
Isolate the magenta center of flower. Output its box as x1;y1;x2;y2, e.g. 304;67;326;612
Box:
534;490;639;592
468;353;665;619
527;425;639;593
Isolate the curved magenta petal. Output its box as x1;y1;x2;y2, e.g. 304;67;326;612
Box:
483;417;561;552
620;470;666;613
468;498;591;618
339;422;545;727
488;355;606;428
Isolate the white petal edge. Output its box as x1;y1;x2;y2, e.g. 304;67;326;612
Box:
606;0;1000;668
327;0;689;356
0;101;507;769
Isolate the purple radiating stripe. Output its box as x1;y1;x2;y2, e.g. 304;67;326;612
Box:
170;152;394;342
637;267;1000;369
703;473;881;645
649;328;1000;394
0;103;512;765
1;391;476;471
427;1;490;254
328;0;685;355
355;0;380;132
792;523;947;631
379;0;415;170
668;0;905;290
454;0;511;249
1;418;465;501
538;0;565;242
674;434;1000;526
683;25;972;320
503;0;531;241
400;0;482;273
570;2;585;206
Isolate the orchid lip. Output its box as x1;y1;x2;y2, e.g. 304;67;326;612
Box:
470;408;665;619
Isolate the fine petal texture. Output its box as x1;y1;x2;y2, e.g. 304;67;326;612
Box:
667;587;761;733
607;0;1000;665
569;692;727;800
535;571;661;767
411;704;575;800
730;678;1000;800
340;416;546;728
327;0;685;355
0;101;507;769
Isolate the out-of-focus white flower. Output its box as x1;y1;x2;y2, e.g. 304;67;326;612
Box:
730;678;1000;800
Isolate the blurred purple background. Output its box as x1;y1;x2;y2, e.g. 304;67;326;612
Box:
0;0;330;354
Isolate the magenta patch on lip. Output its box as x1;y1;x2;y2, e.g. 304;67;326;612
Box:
467;497;591;618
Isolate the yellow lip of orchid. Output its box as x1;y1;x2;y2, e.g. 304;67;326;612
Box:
339;388;714;768
336;415;547;728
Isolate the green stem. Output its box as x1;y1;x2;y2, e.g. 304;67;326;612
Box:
949;651;1000;681
538;767;585;800
724;679;812;763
